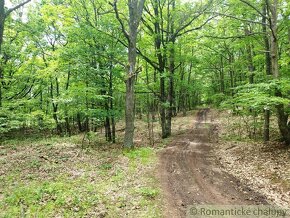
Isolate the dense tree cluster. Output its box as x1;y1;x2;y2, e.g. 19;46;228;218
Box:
0;0;289;145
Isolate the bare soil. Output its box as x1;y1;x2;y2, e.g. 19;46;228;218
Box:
158;109;268;218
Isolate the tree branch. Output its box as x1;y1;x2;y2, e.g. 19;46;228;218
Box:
173;0;213;38
5;0;31;17
141;17;155;34
201;32;264;40
209;12;270;26
136;48;161;71
176;15;217;37
110;0;130;42
239;0;269;20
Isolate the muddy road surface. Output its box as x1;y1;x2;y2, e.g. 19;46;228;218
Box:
158;109;267;217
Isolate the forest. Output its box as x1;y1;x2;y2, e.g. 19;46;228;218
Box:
0;0;289;217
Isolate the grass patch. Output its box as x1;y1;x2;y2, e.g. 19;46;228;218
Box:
0;136;161;217
1;179;100;217
138;187;159;199
123;147;155;164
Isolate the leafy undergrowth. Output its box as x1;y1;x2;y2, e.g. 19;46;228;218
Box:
215;110;290;208
0;136;161;217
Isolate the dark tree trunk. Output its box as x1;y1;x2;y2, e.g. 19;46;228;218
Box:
77;113;83;132
65;70;71;136
262;3;271;142
145;63;154;146
152;1;168;138
0;0;5;108
187;58;193;111
220;56;225;93
84;117;89;132
109;62;116;143
65;116;70;136
0;1;4;52
262;3;272;75
263;109;270;142
160;72;167;138
38;85;44;128
165;0;176;136
166;41;175;137
51;80;62;135
111;116;116;143
104;114;112;142
228;53;235;96
178;62;186;116
276;91;290;145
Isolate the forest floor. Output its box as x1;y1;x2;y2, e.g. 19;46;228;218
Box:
1;109;289;217
215;111;290;208
0;137;161;217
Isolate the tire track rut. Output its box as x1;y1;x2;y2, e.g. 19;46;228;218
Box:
158;109;268;218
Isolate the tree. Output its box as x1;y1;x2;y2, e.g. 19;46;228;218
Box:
0;0;288;147
0;0;31;107
139;0;214;138
266;0;290;144
112;0;145;148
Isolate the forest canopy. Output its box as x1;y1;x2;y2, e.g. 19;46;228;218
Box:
0;0;289;145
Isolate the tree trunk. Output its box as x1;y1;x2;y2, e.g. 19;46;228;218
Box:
178;62;186;116
244;25;255;84
109;62;116;143
145;63;154;146
0;0;5;108
267;0;290;145
151;0;168;138
65;70;71;136
77;113;83;132
111;116;116;143
275;88;290;144
0;1;4;52
187;57;193;110
269;12;279;78
164;0;176;137
51;81;62;135
104;114;112;142
166;42;175;137
160;74;167;138
262;3;272;75
263;109;270;142
262;3;271;142
122;0;145;148
229;53;235;96
220;56;225;93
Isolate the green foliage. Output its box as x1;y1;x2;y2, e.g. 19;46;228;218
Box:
221;81;290;113
209;93;226;107
0;0;289;142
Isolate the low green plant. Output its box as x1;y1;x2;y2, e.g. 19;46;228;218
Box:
138;187;159;199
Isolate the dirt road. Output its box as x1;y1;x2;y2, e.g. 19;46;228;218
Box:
158;109;267;217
